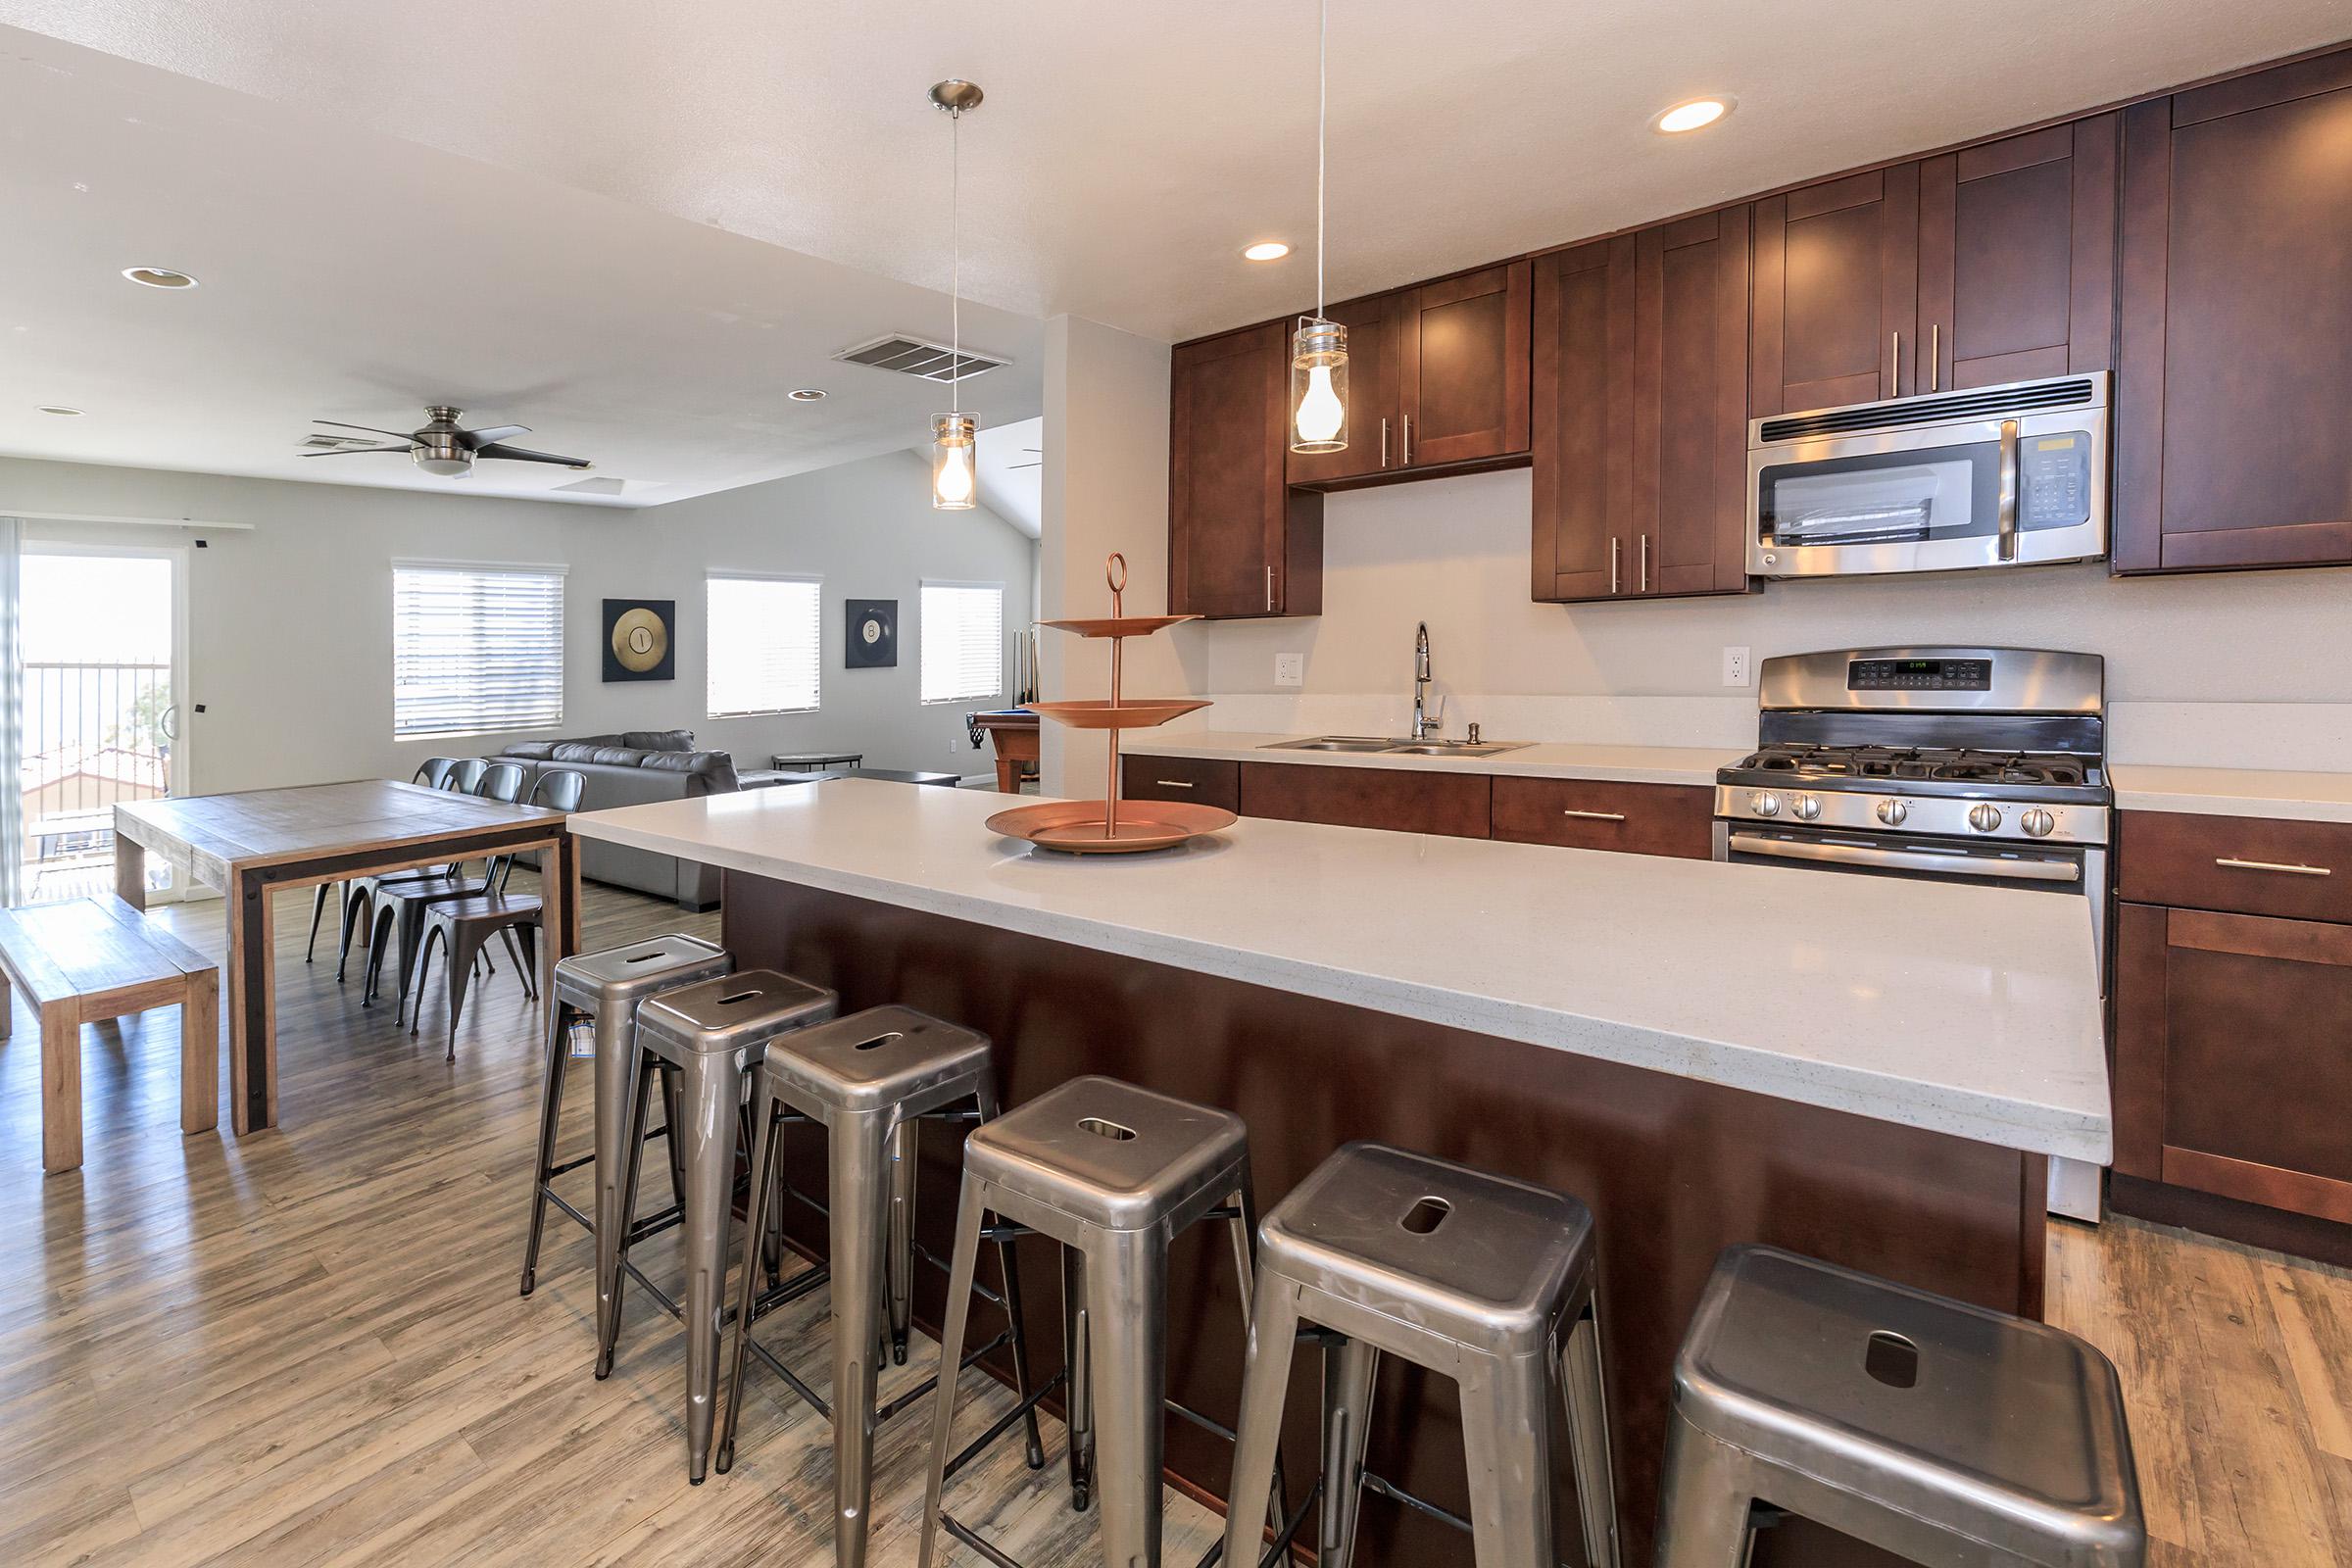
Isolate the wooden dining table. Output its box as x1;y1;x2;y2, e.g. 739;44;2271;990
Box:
113;780;579;1135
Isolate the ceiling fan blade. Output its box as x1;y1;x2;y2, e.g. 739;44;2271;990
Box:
460;424;530;446
298;445;413;457
473;442;591;468
314;418;420;440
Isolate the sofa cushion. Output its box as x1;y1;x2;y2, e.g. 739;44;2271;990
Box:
621;728;697;753
503;741;558;761
640;748;740;793
552;742;649;766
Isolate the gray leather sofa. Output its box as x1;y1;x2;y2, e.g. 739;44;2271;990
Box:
500;730;807;909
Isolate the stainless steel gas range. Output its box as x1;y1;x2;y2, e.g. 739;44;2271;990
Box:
1712;647;2113;1220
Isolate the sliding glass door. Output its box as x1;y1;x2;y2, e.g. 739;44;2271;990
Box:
18;543;191;904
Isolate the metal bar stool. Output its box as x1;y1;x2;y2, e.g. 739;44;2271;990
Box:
604;968;838;1481
713;1005;1048;1568
918;1075;1288;1568
1653;1246;2144;1568
517;932;732;1302
1222;1142;1619;1568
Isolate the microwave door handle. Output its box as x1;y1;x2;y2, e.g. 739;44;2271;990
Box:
1728;830;2082;884
1996;417;2021;562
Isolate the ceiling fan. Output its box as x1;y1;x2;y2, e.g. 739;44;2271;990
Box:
299;406;591;477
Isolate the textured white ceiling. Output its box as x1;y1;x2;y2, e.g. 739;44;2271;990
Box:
0;29;1040;507
7;0;2349;346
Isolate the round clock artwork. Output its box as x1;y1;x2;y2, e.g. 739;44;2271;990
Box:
845;598;898;668
601;599;676;682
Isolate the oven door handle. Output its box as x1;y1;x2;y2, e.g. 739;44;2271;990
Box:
1728;830;2082;883
1995;416;2021;563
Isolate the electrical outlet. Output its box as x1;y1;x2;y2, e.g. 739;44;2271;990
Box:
1275;652;1304;688
1722;646;1752;688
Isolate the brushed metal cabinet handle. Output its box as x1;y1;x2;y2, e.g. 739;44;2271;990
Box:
1890;330;1901;394
2216;858;2332;877
1380;416;1390;468
1153;780;1196;790
1930;323;1939;393
1560;809;1628;822
1609;538;1621;595
1640;534;1650;594
1265;565;1275;612
1401;413;1412;466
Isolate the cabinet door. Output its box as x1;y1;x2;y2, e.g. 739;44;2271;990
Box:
1490;776;1713;858
1399;261;1532;467
1285;292;1403;486
1634;207;1752;597
1120;755;1241;814
2114;902;2352;1222
1531;239;1635;601
1237;762;1491;838
1750;165;1921;415
1168;322;1324;617
2113;54;2352;573
1917;117;2117;393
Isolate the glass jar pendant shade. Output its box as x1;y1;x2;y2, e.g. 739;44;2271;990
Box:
1290;316;1348;454
932;411;977;510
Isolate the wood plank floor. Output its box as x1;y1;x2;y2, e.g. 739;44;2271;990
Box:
1;877;2346;1565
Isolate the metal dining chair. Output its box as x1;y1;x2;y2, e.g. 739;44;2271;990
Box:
351;760;525;1007
310;757;460;964
406;768;583;1059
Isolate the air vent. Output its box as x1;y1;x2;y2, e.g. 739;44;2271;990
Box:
833;333;1009;383
301;432;392;450
1757;376;2100;445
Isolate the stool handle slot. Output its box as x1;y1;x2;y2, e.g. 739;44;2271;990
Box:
854;1031;905;1052
1864;1329;1919;1389
1076;1116;1138;1142
1400;1197;1451;1235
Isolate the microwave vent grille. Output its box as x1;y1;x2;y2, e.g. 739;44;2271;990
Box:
1758;377;2098;444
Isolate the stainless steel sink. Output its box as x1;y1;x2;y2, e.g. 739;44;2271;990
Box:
1261;736;1532;759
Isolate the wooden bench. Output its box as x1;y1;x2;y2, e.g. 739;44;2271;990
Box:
0;896;220;1173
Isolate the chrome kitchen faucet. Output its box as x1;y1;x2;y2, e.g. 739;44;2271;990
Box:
1411;621;1445;740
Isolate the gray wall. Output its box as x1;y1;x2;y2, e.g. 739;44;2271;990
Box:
0;450;1035;794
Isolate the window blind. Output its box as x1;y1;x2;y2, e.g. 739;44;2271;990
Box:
392;564;565;738
708;574;820;716
921;582;1004;705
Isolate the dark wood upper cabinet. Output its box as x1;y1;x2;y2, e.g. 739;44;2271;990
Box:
1533;212;1748;603
2113;51;2352;574
1398;261;1533;467
1750;165;1921;416
1167;321;1323;618
1917;116;2118;393
1284;292;1402;486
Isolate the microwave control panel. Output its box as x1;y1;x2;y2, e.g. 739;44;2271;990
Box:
1847;658;1992;692
2019;431;2092;528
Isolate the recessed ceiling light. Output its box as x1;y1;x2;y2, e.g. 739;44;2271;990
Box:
122;266;199;288
37;405;85;416
787;387;828;402
1241;241;1293;263
1654;97;1733;134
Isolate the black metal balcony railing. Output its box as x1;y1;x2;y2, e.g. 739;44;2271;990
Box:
21;661;173;902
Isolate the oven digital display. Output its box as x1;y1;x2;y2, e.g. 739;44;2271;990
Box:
1847;658;1992;691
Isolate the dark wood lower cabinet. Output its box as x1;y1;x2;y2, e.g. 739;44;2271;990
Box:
1120;754;1241;814
1490;775;1713;858
1236;760;1492;839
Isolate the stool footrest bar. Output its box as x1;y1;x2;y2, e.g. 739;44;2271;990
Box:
875;1329;1013;1423
944;1369;1068;1485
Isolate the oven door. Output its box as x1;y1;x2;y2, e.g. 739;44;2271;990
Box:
1748;409;2105;577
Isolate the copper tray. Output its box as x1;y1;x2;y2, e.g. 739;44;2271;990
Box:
1036;614;1200;638
986;798;1238;855
1024;698;1211;729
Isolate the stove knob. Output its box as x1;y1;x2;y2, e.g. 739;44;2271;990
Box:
1875;799;1908;827
1968;804;2004;833
1752;791;1782;818
2021;808;2056;839
1791;794;1822;821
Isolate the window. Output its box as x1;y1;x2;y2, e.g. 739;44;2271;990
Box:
708;573;820;716
392;563;565;738
920;582;1004;705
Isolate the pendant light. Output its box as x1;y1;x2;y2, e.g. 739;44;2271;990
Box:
930;79;983;510
1290;0;1348;455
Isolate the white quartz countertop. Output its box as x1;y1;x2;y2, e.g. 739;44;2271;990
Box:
571;779;2110;1162
1125;730;1735;787
2111;763;2352;824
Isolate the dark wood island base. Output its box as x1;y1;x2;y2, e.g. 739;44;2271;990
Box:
725;872;2049;1566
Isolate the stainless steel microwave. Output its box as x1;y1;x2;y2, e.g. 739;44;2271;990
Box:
1747;372;2108;578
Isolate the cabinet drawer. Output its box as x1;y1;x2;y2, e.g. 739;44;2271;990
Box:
2119;810;2352;922
1237;761;1491;839
1121;755;1240;814
1490;776;1714;859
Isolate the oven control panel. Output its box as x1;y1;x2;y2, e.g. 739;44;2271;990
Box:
1846;657;1991;692
1711;786;2109;846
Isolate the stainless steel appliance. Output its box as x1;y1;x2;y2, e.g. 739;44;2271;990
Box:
1747;373;2108;578
1713;647;2112;1221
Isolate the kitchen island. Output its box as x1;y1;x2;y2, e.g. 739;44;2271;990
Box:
571;778;2108;1565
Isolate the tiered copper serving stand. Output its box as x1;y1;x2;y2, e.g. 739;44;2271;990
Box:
984;554;1240;855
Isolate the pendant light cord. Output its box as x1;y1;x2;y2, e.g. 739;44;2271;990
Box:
1315;0;1327;320
951;106;962;415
